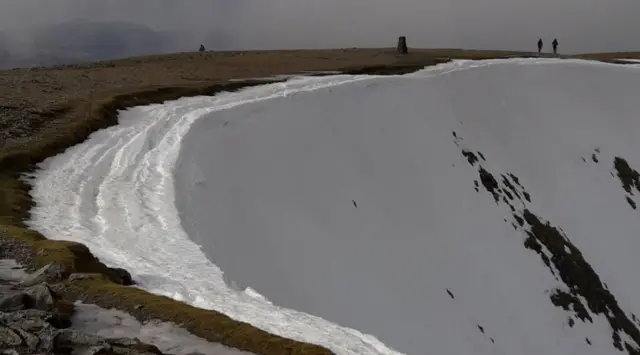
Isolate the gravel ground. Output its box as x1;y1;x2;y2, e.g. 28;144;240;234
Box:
0;230;35;271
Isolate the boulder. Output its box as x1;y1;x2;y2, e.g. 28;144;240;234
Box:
14;328;39;350
0;309;51;329
108;267;134;286
55;328;103;346
21;263;64;287
0;290;71;330
0;327;22;347
0;292;29;312
0;283;60;313
23;283;57;312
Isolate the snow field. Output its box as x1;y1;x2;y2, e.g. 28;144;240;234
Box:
26;58;640;355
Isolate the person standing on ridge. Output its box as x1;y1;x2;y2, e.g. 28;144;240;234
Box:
552;38;559;55
537;38;543;55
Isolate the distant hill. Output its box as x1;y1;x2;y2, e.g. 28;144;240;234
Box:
0;19;235;69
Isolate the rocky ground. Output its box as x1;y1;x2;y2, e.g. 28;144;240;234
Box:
0;260;171;355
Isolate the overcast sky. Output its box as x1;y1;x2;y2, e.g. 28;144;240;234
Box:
1;0;639;55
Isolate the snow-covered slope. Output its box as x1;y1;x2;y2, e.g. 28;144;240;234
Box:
26;58;640;355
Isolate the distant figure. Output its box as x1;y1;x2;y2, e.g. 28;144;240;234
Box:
552;38;559;55
537;38;543;55
199;44;206;52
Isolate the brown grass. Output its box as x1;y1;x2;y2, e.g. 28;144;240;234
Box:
1;47;639;354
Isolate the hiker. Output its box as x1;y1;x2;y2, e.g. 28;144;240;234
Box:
552;38;559;55
537;38;543;55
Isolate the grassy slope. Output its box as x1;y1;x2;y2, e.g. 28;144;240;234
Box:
0;48;638;354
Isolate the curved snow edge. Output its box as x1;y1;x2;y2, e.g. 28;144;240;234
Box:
6;61;445;355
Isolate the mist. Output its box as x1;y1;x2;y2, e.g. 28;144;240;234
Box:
0;0;639;68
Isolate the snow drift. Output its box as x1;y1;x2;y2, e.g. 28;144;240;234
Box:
26;58;640;355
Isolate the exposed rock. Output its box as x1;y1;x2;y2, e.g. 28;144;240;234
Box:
23;283;57;312
478;167;500;202
0;284;72;330
108;267;134;286
0;308;166;355
549;289;592;322
15;327;40;350
461;150;479;165
454;134;640;355
1;285;55;313
21;263;64;287
0;327;23;347
0;267;161;354
0;292;29;312
55;328;104;346
1;309;50;327
614;157;640;195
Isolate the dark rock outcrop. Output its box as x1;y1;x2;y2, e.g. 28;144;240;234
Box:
0;292;29;312
0;308;164;354
108;267;134;286
0;279;165;354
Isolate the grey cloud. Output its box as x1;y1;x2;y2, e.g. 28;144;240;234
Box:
0;0;639;68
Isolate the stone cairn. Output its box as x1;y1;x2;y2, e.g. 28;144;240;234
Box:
397;36;408;54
